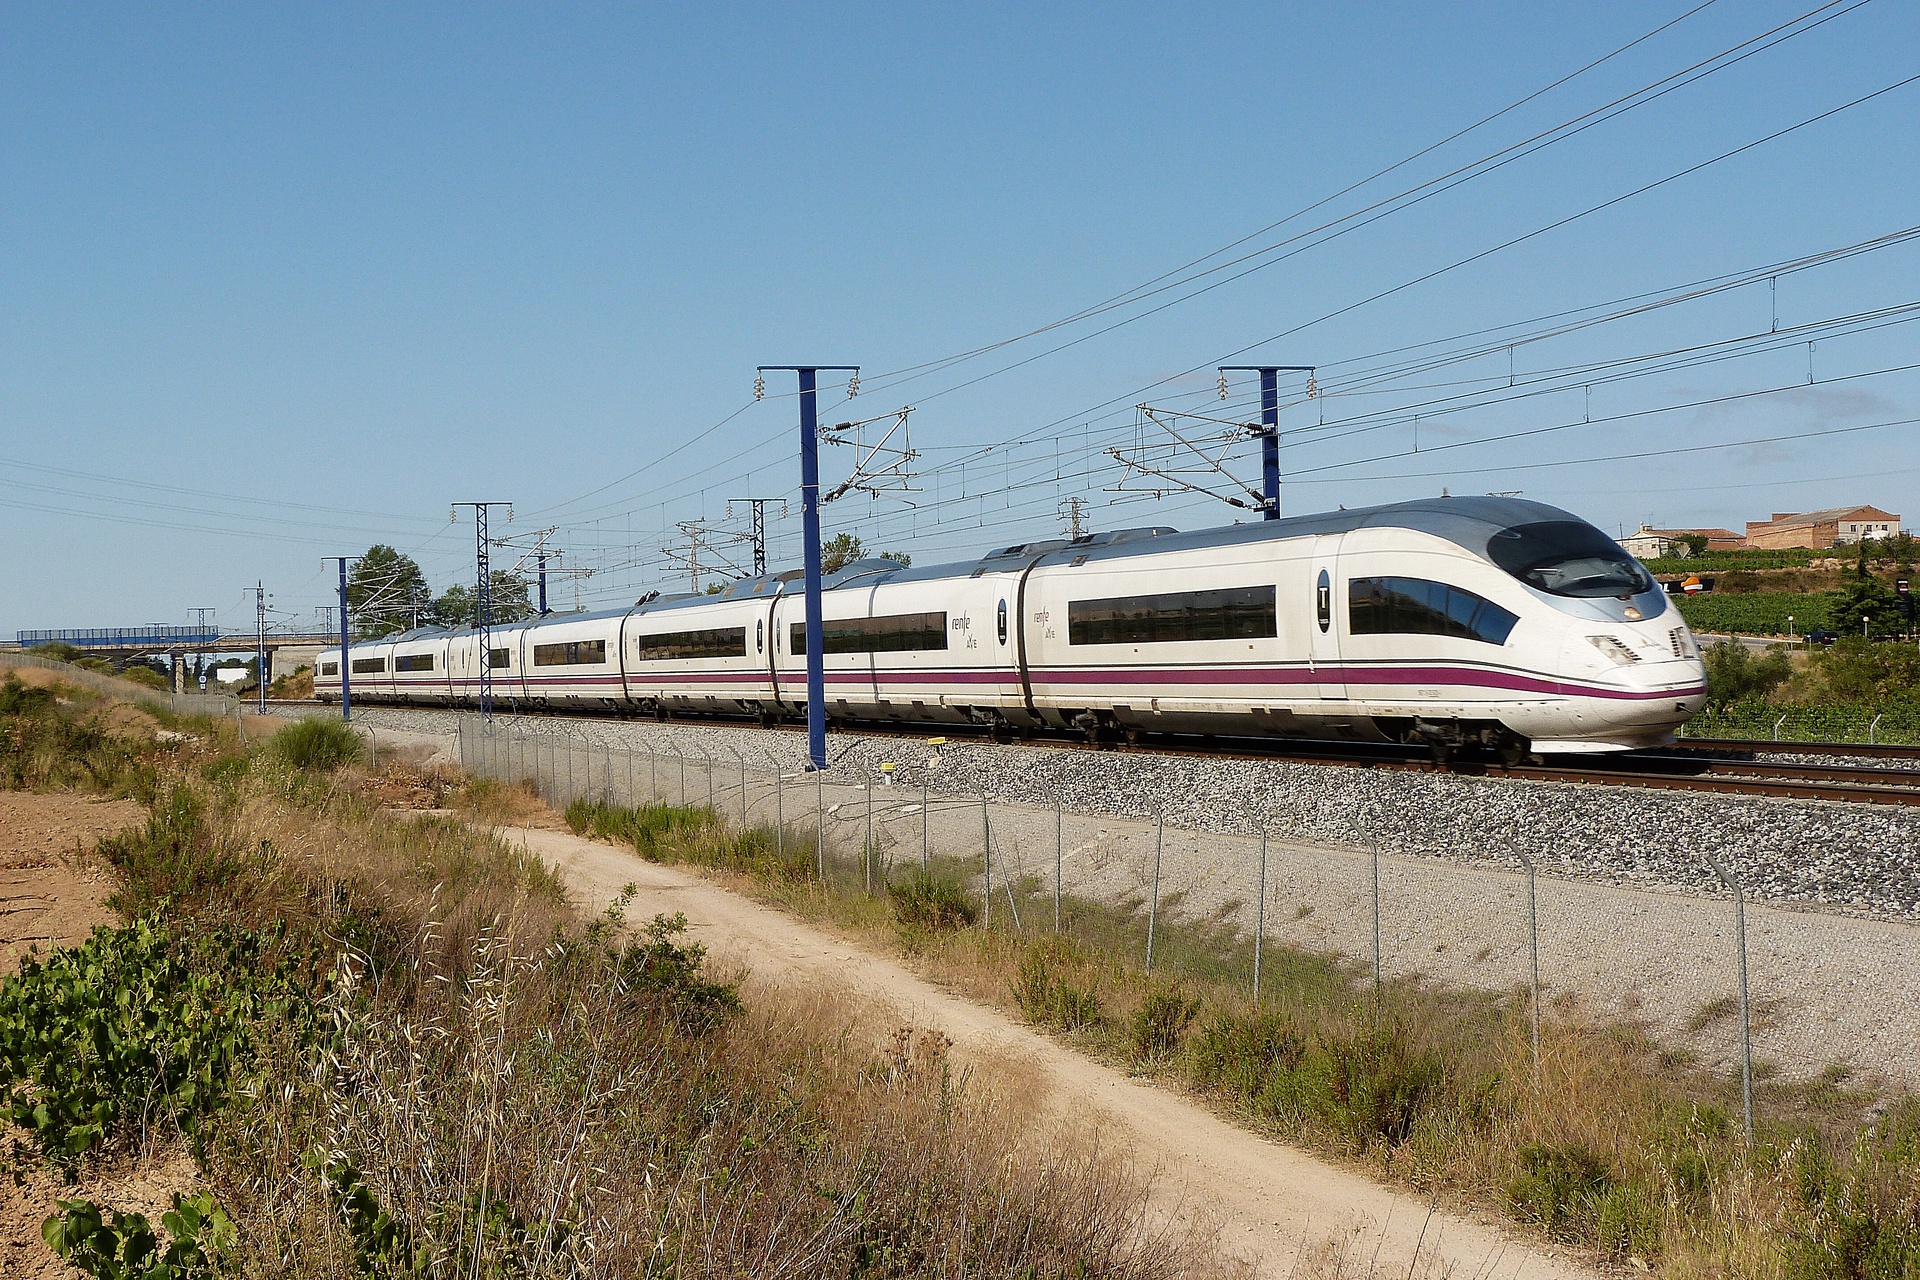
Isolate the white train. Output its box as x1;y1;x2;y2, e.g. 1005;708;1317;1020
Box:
315;497;1706;755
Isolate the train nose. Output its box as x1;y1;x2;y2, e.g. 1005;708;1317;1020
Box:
1557;623;1708;726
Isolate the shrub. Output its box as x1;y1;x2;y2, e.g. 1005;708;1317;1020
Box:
1703;641;1793;706
0;917;317;1163
96;782;273;917
1129;986;1199;1059
566;797;711;856
1315;1022;1443;1148
268;716;365;771
0;674;149;794
1011;943;1104;1033
1188;1009;1308;1104
889;866;979;928
611;912;741;1030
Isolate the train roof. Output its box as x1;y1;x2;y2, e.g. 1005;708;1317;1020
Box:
332;497;1588;650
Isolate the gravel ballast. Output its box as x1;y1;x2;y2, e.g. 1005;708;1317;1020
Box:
289;705;1920;922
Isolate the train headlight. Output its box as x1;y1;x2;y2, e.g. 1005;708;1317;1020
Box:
1587;635;1642;665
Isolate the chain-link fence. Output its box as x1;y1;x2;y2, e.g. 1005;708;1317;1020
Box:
0;649;241;719
1680;700;1920;745
454;715;1920;1111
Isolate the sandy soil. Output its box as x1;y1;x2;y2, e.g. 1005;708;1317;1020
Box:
501;818;1600;1280
0;792;141;978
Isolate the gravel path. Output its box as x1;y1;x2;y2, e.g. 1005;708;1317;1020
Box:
296;705;1920;923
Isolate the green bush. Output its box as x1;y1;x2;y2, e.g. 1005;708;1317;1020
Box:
611;912;742;1030
888;867;978;928
1315;1022;1443;1148
96;783;273;917
1704;641;1793;706
268;717;365;771
1129;986;1199;1059
1786;1099;1920;1280
1188;1009;1309;1104
1011;943;1105;1033
566;797;712;855
0;917;317;1163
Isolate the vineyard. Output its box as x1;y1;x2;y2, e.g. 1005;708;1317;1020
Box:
1681;698;1920;744
1643;549;1828;574
1674;590;1831;635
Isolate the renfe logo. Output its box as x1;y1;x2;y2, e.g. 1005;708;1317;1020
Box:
951;615;970;631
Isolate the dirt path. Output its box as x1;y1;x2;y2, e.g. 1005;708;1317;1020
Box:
503;821;1598;1280
0;792;141;977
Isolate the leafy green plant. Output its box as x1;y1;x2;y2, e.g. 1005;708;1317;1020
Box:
42;1191;233;1280
612;912;741;1029
268;716;366;771
888;866;979;928
0;917;317;1163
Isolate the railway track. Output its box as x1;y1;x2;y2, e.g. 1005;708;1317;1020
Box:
273;701;1920;806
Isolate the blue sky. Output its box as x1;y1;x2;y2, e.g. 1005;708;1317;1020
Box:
3;2;1916;634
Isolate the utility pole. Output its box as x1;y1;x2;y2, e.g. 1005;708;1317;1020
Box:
453;502;512;721
1218;365;1315;519
727;497;778;576
1057;496;1089;539
327;558;352;723
255;582;268;713
757;365;859;772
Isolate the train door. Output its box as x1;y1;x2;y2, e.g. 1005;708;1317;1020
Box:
1308;534;1346;700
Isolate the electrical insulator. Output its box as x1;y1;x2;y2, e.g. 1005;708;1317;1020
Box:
847;373;860;397
725;503;734;519
754;374;765;401
1218;373;1229;399
1306;374;1319;398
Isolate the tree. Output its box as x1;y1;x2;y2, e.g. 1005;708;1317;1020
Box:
1676;533;1709;558
348;546;430;637
1830;572;1901;640
429;573;535;629
820;533;863;574
818;534;910;574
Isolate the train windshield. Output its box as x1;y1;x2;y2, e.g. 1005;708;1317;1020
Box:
1486;521;1654;598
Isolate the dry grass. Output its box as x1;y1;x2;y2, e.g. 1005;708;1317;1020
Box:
559;796;1920;1280
5;724;1225;1279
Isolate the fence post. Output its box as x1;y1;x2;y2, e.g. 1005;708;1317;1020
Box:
1871;713;1883;745
981;797;991;929
705;753;715;813
678;749;687;807
864;782;874;895
1054;799;1063;934
566;739;576;803
1254;828;1267;1002
921;776;930;871
1370;833;1382;992
1516;849;1541;1082
815;769;825;882
1708;857;1756;1143
739;753;748;828
1145;810;1164;974
775;768;784;860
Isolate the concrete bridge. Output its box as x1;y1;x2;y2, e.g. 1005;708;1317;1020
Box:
8;626;333;692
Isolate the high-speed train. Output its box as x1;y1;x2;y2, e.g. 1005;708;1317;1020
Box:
315;497;1707;755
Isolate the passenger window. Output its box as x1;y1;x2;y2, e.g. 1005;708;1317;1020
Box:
997;600;1008;645
1347;577;1518;646
1316;570;1331;633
